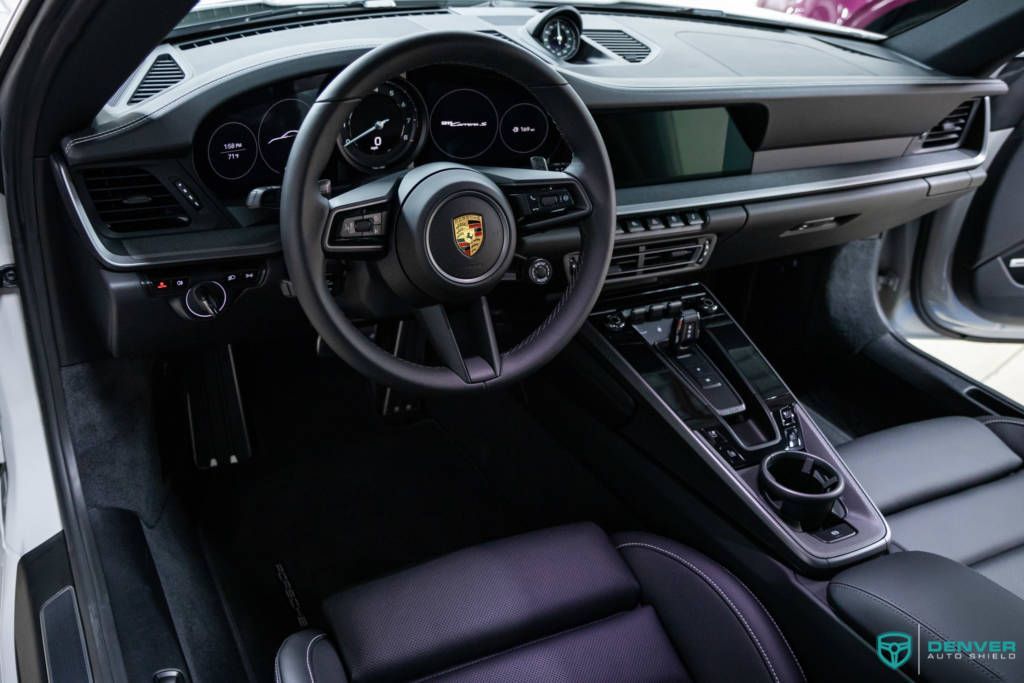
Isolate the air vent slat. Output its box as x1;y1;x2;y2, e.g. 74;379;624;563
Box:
127;55;185;105
583;29;651;62
81;167;191;234
919;100;977;150
176;10;448;49
605;234;712;282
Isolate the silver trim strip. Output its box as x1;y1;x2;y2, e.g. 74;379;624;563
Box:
52;157;280;270
617;149;987;216
56;99;988;271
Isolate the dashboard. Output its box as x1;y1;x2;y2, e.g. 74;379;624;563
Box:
194;65;570;202
50;5;1007;356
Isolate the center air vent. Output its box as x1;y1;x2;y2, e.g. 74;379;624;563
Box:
81;167;190;233
606;234;714;283
919;100;977;150
584;29;652;63
127;55;185;105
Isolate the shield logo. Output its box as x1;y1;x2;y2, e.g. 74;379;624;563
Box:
876;631;912;670
452;213;484;257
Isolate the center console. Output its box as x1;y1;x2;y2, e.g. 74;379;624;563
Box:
583;282;890;569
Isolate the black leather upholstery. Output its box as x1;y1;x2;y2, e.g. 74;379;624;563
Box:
839;416;1024;599
277;523;804;683
277;630;348;683
829;551;1024;683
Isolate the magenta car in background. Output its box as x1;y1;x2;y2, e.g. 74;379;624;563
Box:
757;0;917;30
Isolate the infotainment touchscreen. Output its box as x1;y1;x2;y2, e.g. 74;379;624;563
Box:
594;107;755;188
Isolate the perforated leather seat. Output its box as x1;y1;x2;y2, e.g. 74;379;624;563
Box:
839;416;1024;598
275;523;804;683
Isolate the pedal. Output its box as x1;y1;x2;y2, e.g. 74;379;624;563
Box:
376;320;423;419
182;345;252;469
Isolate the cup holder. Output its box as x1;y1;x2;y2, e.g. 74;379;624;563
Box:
759;450;845;531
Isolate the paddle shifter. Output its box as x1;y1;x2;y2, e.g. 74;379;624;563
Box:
669;308;701;352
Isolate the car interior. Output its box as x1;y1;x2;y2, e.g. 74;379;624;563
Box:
7;0;1024;682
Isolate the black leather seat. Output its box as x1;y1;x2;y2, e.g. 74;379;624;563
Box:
276;523;804;682
839;415;1024;598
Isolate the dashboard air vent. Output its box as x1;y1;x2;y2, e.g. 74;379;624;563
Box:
920;100;976;149
606;234;714;283
81;167;190;233
584;29;651;63
176;10;449;49
127;55;185;105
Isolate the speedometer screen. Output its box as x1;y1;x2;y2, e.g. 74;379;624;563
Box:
339;79;422;171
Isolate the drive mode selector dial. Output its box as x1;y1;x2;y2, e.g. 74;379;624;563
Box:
185;281;228;319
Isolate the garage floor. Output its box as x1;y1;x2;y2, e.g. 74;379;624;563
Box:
906;336;1024;406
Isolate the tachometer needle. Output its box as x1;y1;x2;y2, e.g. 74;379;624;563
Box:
344;118;390;148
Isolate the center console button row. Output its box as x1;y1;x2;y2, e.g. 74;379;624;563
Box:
617;209;706;236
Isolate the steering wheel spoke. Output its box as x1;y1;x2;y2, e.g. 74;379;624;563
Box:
480;166;592;231
322;171;404;256
415;297;500;383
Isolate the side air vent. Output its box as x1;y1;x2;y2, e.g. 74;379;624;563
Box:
606;234;714;283
584;29;652;63
176;10;448;49
81;168;190;233
127;55;185;105
920;100;977;150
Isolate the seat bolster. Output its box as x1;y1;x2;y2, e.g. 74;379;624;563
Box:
838;417;1022;513
613;532;804;683
276;630;348;683
324;522;639;682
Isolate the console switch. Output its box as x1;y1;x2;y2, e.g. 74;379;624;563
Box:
700;426;746;468
812;521;857;544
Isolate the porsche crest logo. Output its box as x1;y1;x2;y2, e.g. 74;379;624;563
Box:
452;213;484;257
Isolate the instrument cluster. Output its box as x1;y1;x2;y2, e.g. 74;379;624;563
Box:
194;66;569;202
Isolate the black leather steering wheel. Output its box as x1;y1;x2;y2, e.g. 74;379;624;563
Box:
280;31;615;393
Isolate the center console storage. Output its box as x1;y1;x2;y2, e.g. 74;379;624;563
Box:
583;282;889;568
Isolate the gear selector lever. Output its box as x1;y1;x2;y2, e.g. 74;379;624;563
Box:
669;308;701;351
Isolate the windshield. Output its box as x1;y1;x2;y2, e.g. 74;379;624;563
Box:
183;0;965;39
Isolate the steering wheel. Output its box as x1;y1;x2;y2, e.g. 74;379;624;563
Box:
280;31;615;393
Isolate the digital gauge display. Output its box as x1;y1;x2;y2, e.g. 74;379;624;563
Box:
339;79;423;171
207;122;258;180
258;98;310;174
429;89;498;160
